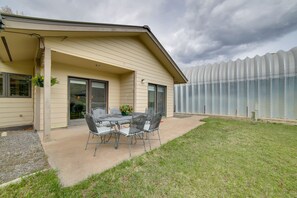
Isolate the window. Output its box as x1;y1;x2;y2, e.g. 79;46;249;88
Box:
8;74;31;97
0;73;31;98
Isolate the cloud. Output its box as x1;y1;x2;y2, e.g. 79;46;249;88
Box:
171;0;297;66
1;0;297;67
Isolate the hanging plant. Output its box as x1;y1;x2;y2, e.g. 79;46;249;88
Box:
31;74;59;87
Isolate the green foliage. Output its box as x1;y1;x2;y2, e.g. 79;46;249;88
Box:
1;118;296;197
119;104;133;115
31;74;59;87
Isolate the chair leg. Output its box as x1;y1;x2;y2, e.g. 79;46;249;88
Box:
115;133;120;149
142;133;146;152
93;136;101;157
106;133;112;143
147;132;152;150
133;136;137;144
85;132;91;150
157;129;161;145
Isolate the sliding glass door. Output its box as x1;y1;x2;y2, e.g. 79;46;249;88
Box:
148;84;166;116
90;81;107;111
148;85;156;113
157;86;166;115
69;77;107;121
69;78;88;120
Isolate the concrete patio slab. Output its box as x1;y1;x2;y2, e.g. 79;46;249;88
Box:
38;115;206;186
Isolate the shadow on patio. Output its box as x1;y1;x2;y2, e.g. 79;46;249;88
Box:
38;115;206;186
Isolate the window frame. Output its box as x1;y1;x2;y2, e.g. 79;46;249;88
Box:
0;73;4;97
0;72;32;98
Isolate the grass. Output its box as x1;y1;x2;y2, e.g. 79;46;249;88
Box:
1;118;296;197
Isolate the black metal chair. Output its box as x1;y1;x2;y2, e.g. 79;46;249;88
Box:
144;113;162;150
145;108;154;121
109;107;121;115
91;108;111;127
118;114;147;157
110;107;130;125
85;113;115;156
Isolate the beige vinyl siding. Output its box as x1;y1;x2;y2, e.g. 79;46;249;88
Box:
37;62;120;129
0;60;34;128
120;72;134;106
45;36;174;117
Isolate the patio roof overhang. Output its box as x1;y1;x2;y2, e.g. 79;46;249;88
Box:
52;50;133;75
0;13;188;84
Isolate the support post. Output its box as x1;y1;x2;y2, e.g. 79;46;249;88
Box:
43;47;51;142
133;71;137;112
34;64;41;131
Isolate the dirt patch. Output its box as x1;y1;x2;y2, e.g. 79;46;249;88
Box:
0;130;49;184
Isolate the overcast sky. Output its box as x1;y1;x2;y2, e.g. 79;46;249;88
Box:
1;0;297;67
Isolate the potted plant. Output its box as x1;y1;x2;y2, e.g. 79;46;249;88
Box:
119;104;133;116
31;74;59;87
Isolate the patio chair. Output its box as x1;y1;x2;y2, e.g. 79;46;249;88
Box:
109;107;121;115
118;114;147;157
145;108;154;120
91;108;110;127
144;113;162;150
85;113;115;156
110;107;130;125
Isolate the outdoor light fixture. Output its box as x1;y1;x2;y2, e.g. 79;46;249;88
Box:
141;79;146;84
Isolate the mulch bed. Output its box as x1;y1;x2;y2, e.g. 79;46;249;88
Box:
0;130;49;184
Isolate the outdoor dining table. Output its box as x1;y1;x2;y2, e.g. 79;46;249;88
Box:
100;115;132;149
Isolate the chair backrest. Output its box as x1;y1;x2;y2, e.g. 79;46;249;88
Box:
91;108;106;118
85;113;98;133
145;108;154;121
129;114;147;134
145;108;154;115
132;112;146;116
110;107;121;115
149;113;162;130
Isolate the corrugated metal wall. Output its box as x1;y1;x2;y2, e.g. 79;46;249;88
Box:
174;47;297;120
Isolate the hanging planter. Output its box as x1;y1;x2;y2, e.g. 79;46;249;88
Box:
31;74;59;87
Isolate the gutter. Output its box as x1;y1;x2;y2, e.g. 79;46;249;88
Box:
0;13;5;30
1;13;145;31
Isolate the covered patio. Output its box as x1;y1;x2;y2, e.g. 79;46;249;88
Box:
38;115;206;186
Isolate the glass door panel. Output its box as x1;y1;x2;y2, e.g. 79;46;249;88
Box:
0;73;3;96
90;81;107;111
148;84;166;116
157;86;166;116
69;79;87;120
148;84;156;114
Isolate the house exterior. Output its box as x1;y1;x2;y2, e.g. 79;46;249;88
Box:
0;13;187;141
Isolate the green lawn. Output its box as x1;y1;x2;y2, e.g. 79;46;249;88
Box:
1;118;296;197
